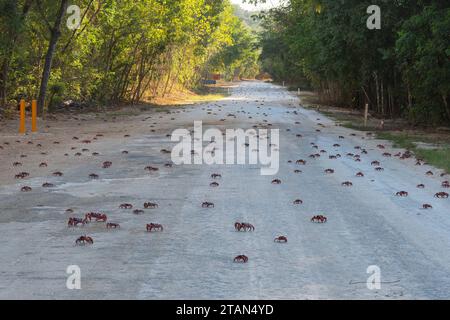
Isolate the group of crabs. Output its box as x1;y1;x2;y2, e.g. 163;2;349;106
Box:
69;200;164;245
8;125;170;246
270;129;449;211
235;121;449;263
7;104;450;261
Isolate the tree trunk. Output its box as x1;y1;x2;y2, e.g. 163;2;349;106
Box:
442;93;450;121
381;80;385;116
0;59;8;108
37;0;69;116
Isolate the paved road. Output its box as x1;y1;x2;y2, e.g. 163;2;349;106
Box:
0;81;449;299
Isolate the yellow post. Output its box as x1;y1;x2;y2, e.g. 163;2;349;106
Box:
31;100;37;132
19;99;26;134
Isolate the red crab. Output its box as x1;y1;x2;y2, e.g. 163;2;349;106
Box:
211;173;222;179
396;191;408;197
202;202;214;208
85;212;107;222
21;186;32;192
68;217;86;227
133;209;144;215
210;182;219;187
371;161;380;166
422;204;433;209
235;222;255;232
15;172;29;179
42;182;54;188
144;202;158;209
375;167;384;171
271;179;282;185
146;223;163;232
311;215;327;223
53;171;63;177
102;161;112;168
435;192;449;199
274;236;288;243
119;203;133;209
356;172;364;177
417;184;425;189
324;169;335;174
293;199;303;205
89;173;99;179
39;162;48;168
441;181;450;188
145;166;159;172
296;159;306;165
342;181;353;187
76;235;93;245
233;255;248;263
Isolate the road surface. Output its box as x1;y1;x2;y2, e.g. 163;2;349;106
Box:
0;81;449;299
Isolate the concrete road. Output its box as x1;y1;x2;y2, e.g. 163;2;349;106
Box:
0;81;449;299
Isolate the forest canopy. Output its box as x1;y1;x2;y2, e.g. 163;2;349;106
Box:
0;0;260;113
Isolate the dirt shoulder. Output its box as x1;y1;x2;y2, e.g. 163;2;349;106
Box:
0;84;231;188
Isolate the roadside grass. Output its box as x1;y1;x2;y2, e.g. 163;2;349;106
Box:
307;100;450;174
376;132;418;149
415;148;450;173
375;132;450;173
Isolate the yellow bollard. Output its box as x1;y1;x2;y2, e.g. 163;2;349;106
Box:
31;100;37;132
19;99;26;134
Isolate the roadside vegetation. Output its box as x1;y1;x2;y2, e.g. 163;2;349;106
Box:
250;0;449;173
0;0;260;116
257;0;450;126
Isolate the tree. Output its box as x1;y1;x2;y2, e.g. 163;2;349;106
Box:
37;0;68;116
0;0;260;112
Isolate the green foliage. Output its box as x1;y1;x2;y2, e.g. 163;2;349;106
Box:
207;12;260;80
0;0;259;109
259;0;450;125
